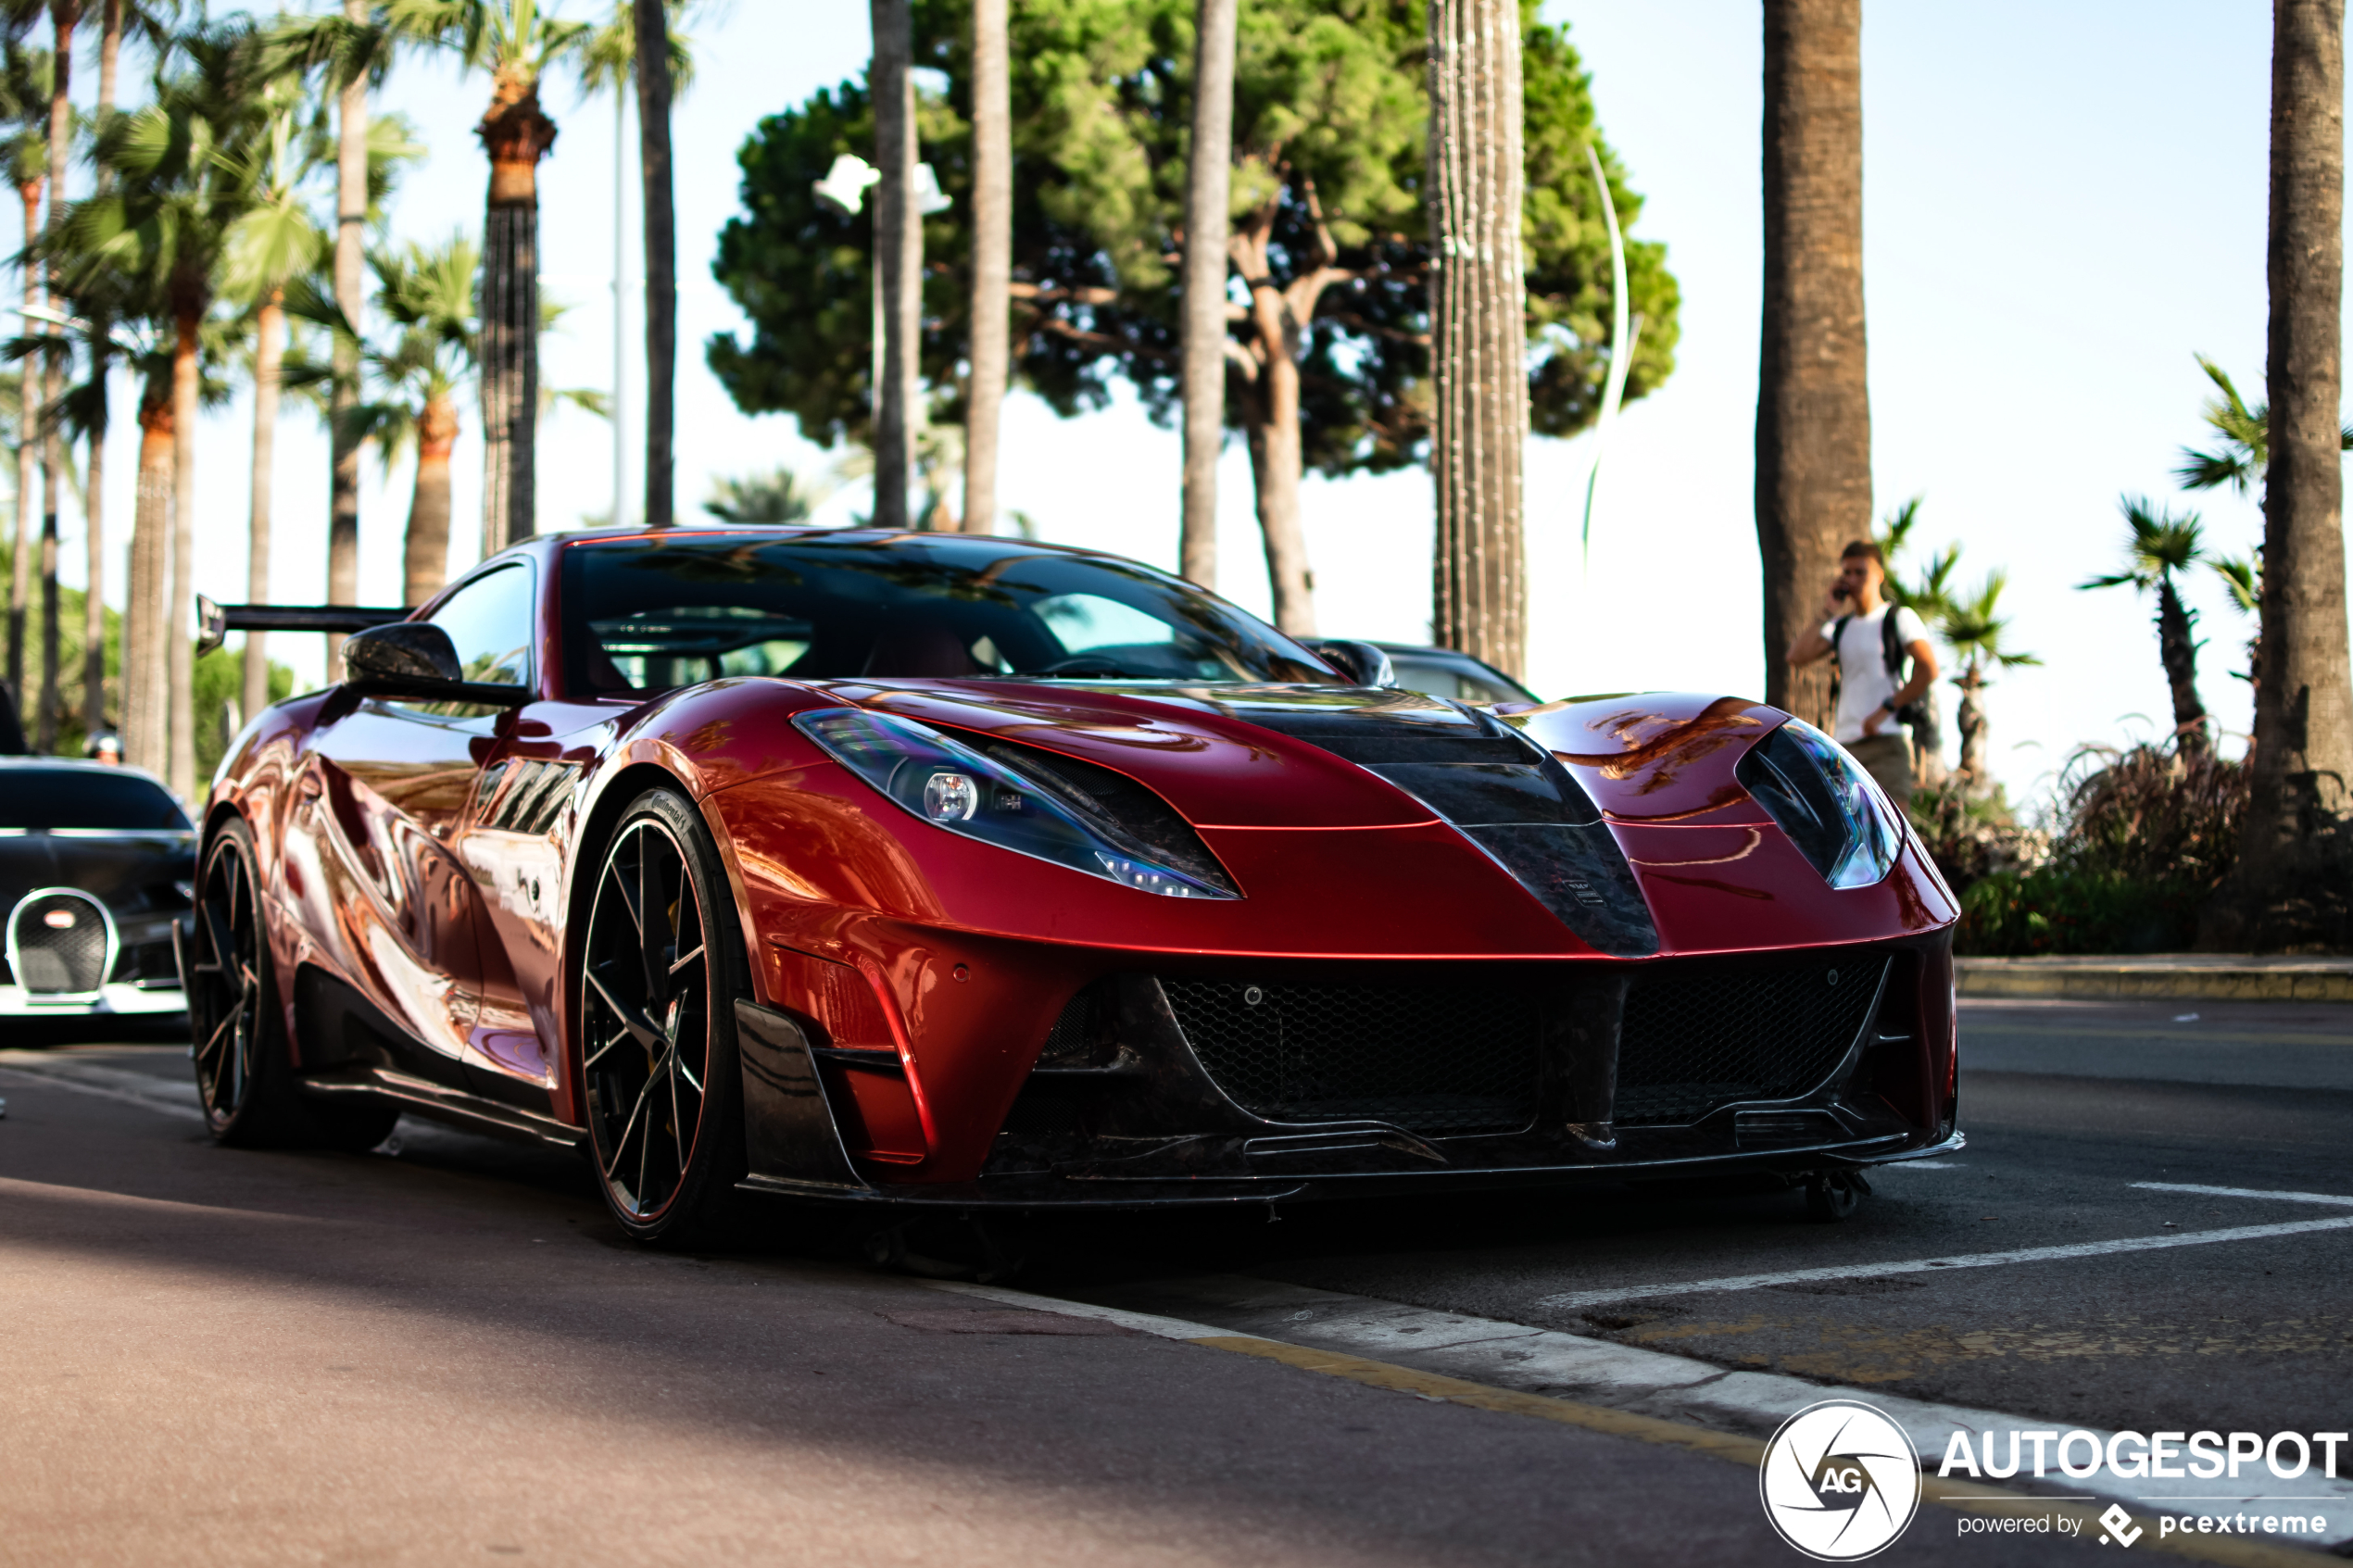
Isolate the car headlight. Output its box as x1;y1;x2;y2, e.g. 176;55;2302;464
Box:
795;707;1239;899
1734;719;1902;889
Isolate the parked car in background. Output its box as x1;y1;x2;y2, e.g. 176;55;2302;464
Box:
1367;642;1541;706
0;759;192;1016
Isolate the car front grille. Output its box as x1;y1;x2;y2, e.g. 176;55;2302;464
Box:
1160;977;1541;1135
8;890;114;996
1615;954;1889;1126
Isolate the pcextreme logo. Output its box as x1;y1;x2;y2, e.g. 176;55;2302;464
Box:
1760;1399;1923;1561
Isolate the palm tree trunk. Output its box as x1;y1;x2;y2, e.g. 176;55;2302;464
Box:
870;0;917;533
1955;671;1987;786
86;0;120;746
478;65;554;556
125;374;170;774
1428;0;1526;676
82;355;105;740
168;309;199;800
964;0;1013;538
405;394;458;607
9;180;38;715
1237;318;1316;636
38;0;76;754
2155;576;2209;753
2210;0;2353;949
329;0;368;671
1912;684;1947;787
244;294;284;727
1176;0;1236;578
634;0;675;529
1756;0;1870;728
37;329;60;751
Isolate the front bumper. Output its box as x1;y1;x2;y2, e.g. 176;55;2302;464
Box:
0;982;186;1017
733;933;1960;1210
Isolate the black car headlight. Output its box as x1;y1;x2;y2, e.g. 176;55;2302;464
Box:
795;707;1239;900
1735;719;1903;889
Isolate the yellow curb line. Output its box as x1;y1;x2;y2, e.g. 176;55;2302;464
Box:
1189;1336;2335;1567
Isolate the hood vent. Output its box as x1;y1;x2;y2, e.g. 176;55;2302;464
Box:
1236;701;1656;957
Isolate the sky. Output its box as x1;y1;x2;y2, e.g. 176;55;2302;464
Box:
29;1;2309;805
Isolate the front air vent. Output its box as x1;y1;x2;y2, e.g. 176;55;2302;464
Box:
1616;955;1890;1125
7;889;116;997
1160;976;1541;1135
480;759;577;835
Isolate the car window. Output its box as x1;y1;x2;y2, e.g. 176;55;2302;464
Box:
431;564;535;687
561;535;1339;696
0;769;190;831
1388;655;1529;707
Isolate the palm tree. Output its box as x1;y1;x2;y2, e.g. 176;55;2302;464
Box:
1940;571;2040;790
573;1;689;529
2173;354;2353;495
2205;0;2353;949
356;236;479;605
868;0;916;533
70;20;269;797
0;41;46;721
389;0;588;556
2212;552;2262;711
219;94;327;730
965;0;1011;537
704;466;827;524
2079;496;2211;753
267;1;400;662
1428;0;1527;665
1756;0;1870;728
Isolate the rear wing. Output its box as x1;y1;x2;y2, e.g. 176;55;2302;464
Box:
195;595;407;655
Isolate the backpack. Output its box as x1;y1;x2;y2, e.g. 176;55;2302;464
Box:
1830;608;1926;731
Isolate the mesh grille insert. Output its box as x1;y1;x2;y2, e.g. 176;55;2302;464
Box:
1616;955;1888;1126
11;892;111;995
1161;977;1541;1135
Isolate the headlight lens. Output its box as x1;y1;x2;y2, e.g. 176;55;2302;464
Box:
1734;719;1902;889
796;707;1239;899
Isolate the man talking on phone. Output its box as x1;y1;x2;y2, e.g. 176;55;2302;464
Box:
1785;540;1938;804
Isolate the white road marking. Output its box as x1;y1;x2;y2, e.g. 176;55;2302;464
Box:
2133;1181;2353;1208
1530;1215;2353;1311
982;1270;2353;1547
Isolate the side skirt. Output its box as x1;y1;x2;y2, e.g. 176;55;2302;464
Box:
299;1066;584;1152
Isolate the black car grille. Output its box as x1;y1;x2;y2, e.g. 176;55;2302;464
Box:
10;891;112;995
1161;977;1541;1135
1615;955;1889;1126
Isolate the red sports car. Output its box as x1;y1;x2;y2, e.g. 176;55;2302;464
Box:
185;526;1960;1245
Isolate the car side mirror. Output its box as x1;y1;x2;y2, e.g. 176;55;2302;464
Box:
344;621;531;707
1310;639;1397;689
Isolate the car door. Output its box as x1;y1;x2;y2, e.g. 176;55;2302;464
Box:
296;562;535;1090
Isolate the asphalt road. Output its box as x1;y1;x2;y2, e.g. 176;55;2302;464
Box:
0;998;2343;1564
1020;999;2353;1442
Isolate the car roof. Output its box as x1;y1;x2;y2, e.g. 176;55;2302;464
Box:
0;757;171;784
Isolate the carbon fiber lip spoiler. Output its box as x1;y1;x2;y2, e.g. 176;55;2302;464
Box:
195;595;406;654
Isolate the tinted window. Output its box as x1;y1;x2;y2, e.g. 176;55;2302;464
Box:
431;564;535;687
0;769;191;830
1389;656;1531;706
562;534;1339;695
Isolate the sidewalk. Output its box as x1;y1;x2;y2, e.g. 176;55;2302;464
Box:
1957;953;2353;1002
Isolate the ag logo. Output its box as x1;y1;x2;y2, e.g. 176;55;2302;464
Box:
1760;1399;1921;1560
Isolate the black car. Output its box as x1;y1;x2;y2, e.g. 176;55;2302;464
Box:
1365;642;1541;706
0;759;193;1016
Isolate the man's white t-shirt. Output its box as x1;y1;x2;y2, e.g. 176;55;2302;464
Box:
1822;604;1929;744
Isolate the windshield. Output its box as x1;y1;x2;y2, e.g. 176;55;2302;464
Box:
560;533;1340;695
0;769;191;831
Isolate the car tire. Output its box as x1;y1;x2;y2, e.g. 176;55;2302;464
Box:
578;786;750;1248
187;818;315;1148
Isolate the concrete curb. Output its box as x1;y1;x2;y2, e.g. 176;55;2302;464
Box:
1957;956;2353;1003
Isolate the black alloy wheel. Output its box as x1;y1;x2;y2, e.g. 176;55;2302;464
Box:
187;819;398;1151
580;788;748;1245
